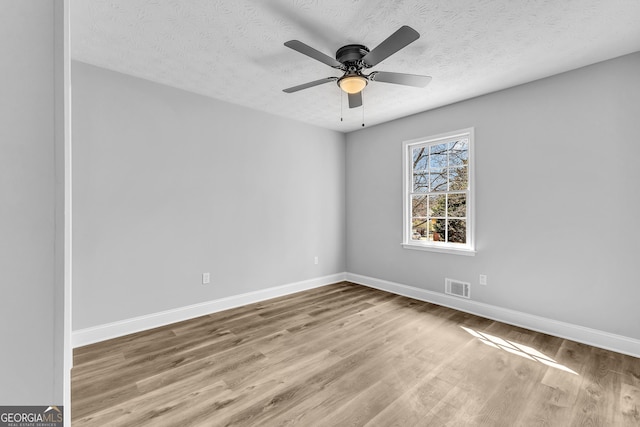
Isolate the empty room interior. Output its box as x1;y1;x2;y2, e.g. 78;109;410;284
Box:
3;1;640;426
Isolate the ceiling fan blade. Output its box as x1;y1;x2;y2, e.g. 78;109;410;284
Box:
348;91;362;108
371;71;432;87
283;77;337;93
362;26;420;67
284;40;343;68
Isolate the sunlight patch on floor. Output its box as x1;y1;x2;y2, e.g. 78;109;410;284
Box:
460;326;578;375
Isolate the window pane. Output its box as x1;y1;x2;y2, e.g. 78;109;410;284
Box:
428;194;446;217
430;218;446;242
405;130;473;250
430;144;448;169
449;139;469;166
413;171;428;192
447;193;466;218
430;169;447;192
412;195;428;217
412;219;428;240
449;166;468;190
448;219;467;244
412;147;428;170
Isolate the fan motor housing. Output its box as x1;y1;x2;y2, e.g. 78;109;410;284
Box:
336;44;370;65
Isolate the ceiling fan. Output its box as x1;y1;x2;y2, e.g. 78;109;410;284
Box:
282;26;432;109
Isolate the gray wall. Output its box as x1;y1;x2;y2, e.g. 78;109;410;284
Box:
72;62;346;330
0;1;65;404
72;51;640;343
346;52;640;340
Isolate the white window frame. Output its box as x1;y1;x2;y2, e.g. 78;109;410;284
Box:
402;128;476;256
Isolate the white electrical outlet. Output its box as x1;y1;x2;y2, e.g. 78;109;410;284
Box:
314;256;318;265
202;272;210;284
479;274;487;285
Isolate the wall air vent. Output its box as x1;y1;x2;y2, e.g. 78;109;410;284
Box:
445;278;470;299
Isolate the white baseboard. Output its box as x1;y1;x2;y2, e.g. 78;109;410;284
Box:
73;271;639;358
72;272;347;348
346;273;640;358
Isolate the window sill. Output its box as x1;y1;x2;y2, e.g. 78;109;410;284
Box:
401;243;476;256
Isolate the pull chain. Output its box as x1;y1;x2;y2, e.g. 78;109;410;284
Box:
361;91;365;127
339;90;366;126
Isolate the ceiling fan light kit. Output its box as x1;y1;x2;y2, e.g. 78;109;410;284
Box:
338;75;367;94
282;25;431;113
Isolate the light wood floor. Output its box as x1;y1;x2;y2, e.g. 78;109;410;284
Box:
72;282;640;426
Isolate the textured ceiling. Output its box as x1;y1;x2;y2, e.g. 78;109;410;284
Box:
71;0;640;132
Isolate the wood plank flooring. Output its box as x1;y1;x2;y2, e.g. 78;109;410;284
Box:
72;282;640;426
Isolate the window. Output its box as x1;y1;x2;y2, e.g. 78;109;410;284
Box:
402;128;475;255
